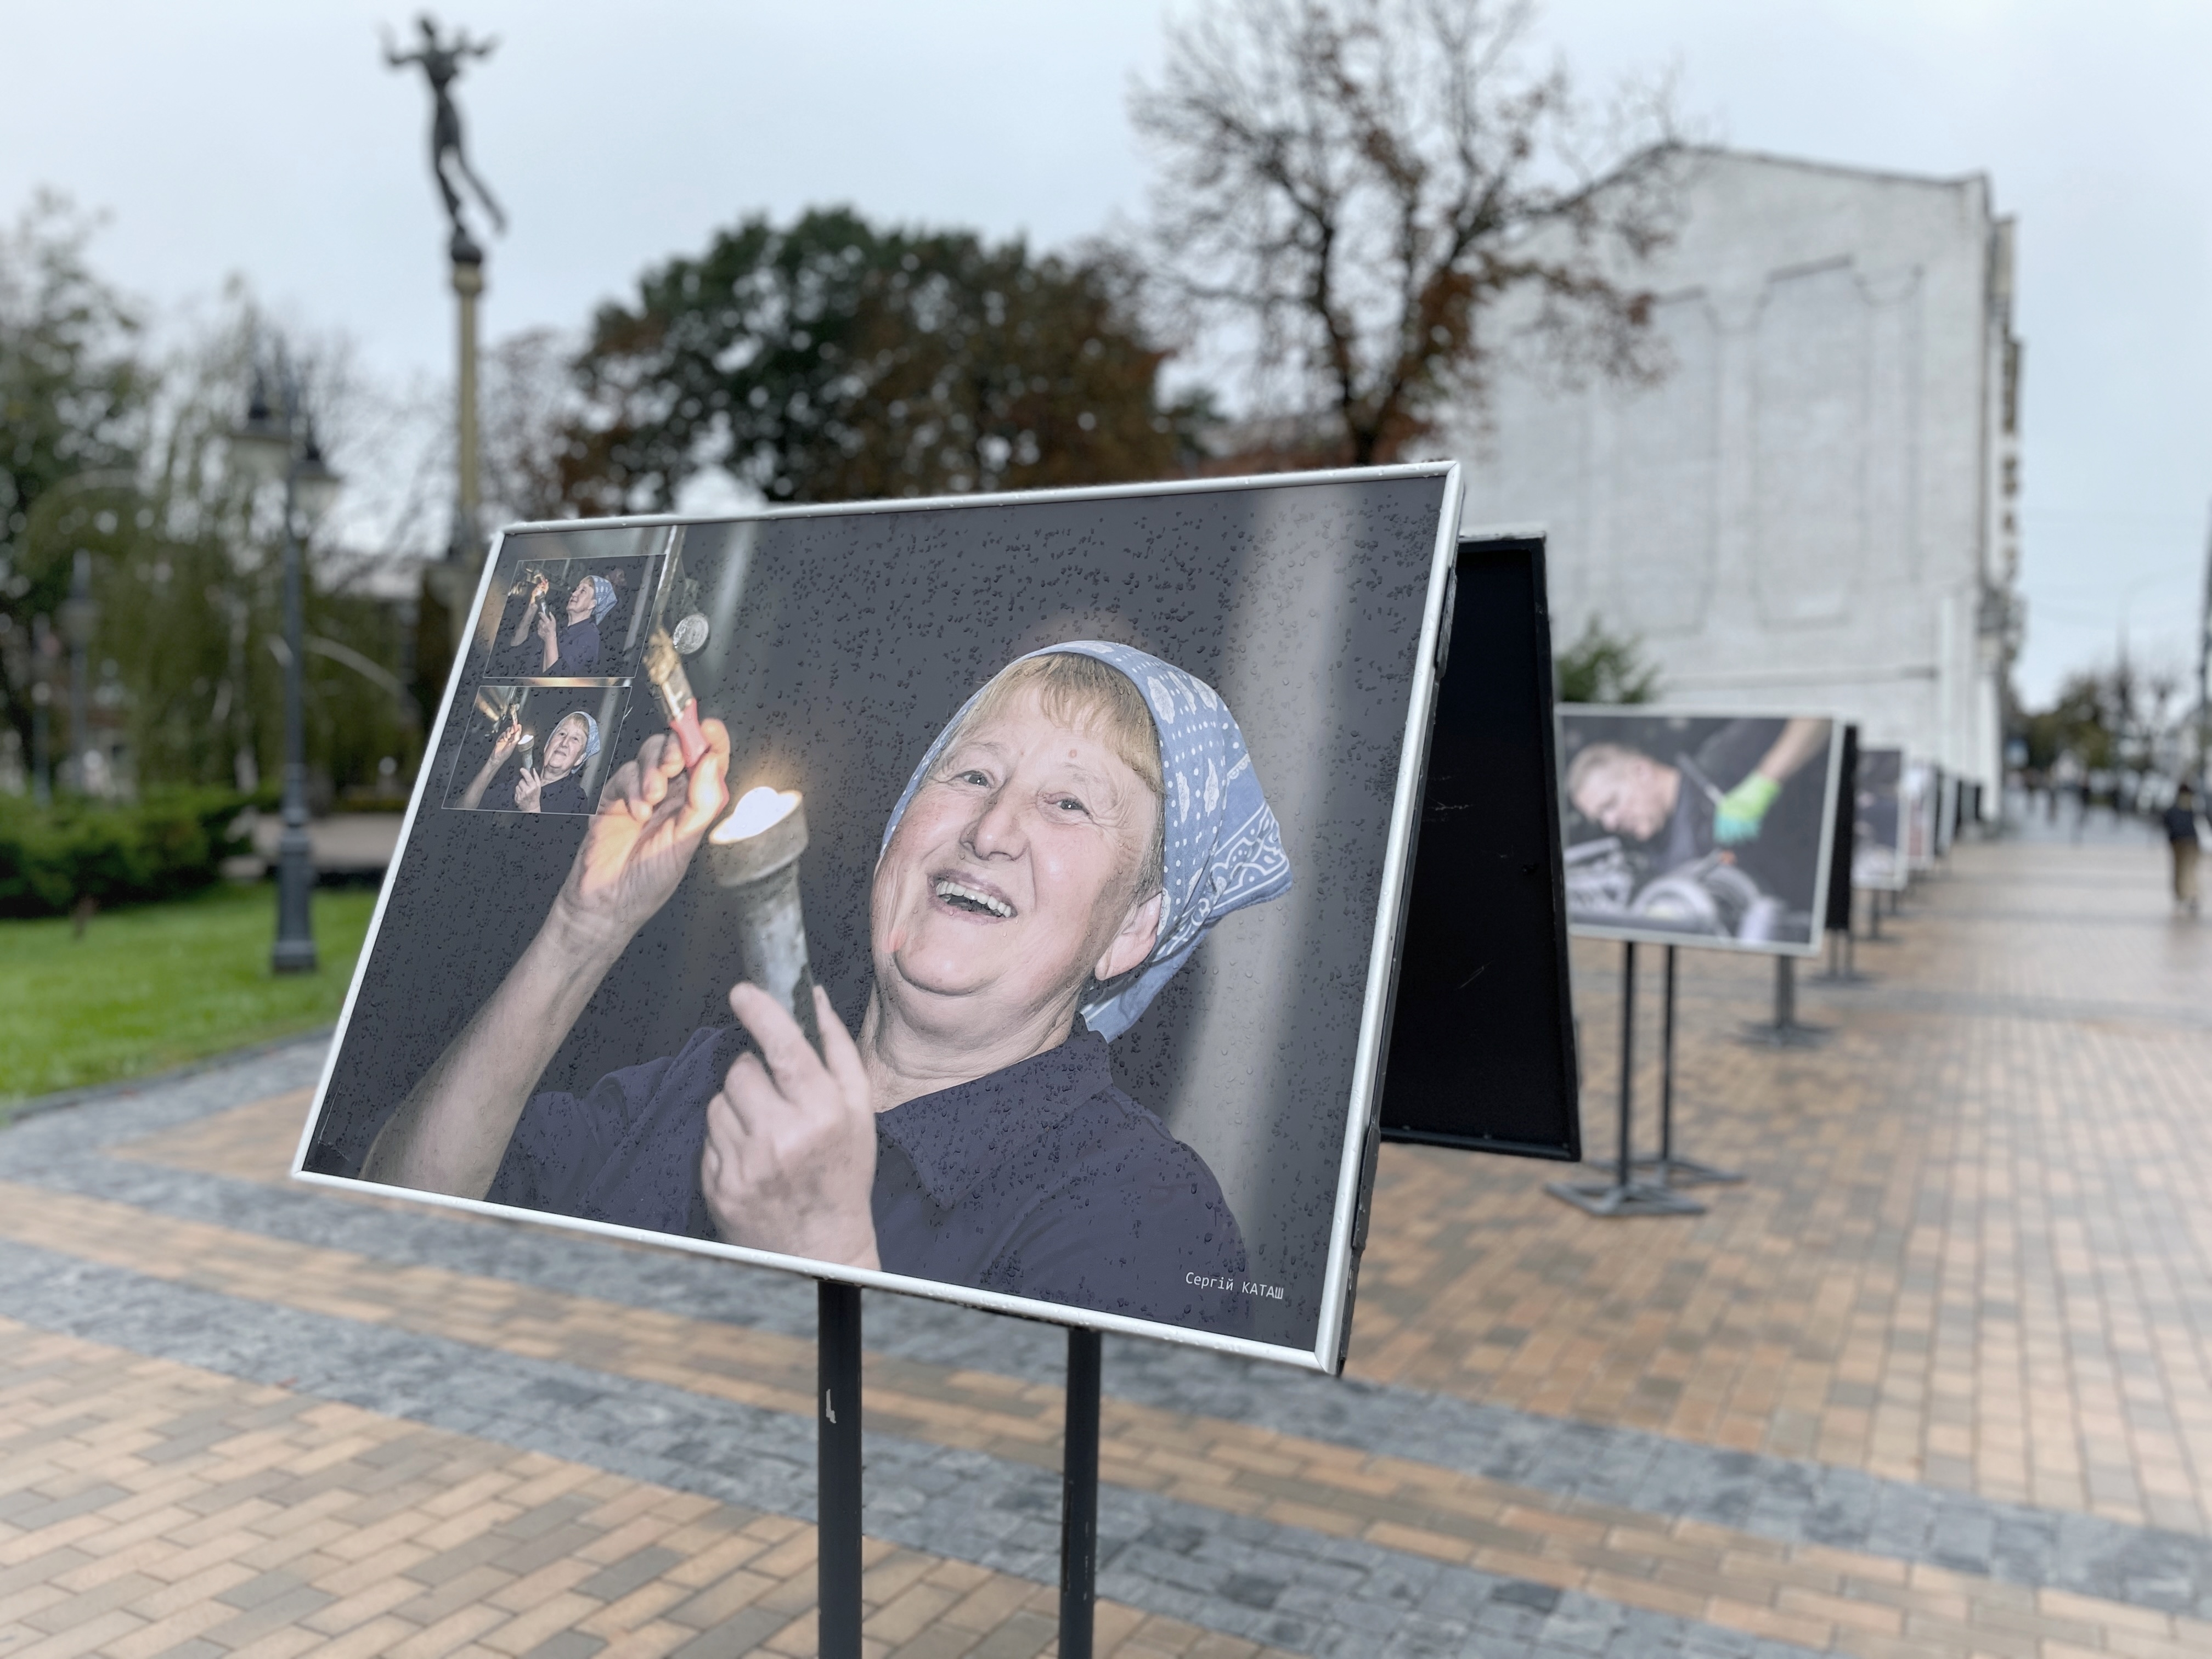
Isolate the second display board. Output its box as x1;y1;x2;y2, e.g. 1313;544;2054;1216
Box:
1557;706;1846;955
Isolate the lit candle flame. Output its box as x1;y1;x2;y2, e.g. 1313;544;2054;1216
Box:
712;786;802;843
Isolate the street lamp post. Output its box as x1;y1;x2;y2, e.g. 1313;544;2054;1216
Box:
60;551;96;793
233;357;342;975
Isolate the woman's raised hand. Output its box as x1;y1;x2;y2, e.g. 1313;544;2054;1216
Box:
512;765;543;814
549;718;730;951
702;984;879;1269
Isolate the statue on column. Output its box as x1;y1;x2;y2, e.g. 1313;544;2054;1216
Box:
384;14;506;262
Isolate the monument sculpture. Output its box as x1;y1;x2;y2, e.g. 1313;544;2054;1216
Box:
384;14;505;258
385;13;500;650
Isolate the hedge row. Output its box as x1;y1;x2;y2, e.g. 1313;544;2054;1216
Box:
0;789;251;918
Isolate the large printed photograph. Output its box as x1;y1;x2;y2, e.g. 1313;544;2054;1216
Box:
295;469;1460;1370
1557;707;1843;954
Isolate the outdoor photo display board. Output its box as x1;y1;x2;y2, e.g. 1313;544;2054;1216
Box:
1905;762;1935;869
1823;726;1860;934
1556;706;1846;955
293;466;1464;1373
1380;531;1578;1160
1852;747;1909;891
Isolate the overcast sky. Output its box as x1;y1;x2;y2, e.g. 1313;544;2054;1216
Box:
8;1;2209;703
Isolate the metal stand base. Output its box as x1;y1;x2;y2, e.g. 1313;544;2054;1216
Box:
1546;1176;1705;1216
1813;928;1874;985
1548;941;1708;1220
1630;1155;1743;1187
1739;1019;1831;1048
1740;954;1830;1048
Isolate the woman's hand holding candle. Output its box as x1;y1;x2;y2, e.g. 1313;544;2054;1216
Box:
702;983;880;1269
550;718;731;953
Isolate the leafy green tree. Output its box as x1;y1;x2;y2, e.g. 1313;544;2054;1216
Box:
1553;614;1658;705
1;221;417;803
0;195;151;774
566;207;1210;510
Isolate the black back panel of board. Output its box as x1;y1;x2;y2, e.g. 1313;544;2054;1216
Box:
1825;725;1859;933
1378;534;1580;1159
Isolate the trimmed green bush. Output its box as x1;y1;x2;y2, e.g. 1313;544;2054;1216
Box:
0;790;250;918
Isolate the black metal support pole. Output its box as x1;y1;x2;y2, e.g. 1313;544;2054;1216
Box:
65;551;91;794
1657;944;1677;1171
1059;1326;1102;1659
1614;939;1636;1187
1549;941;1702;1216
270;473;317;974
818;1280;863;1659
1741;949;1830;1048
1817;900;1872;985
1634;943;1744;1188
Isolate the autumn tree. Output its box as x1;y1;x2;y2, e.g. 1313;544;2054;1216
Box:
565;207;1210;510
1131;0;1684;466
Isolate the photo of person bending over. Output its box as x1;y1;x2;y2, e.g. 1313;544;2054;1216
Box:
365;642;1292;1331
458;709;600;815
1566;716;1831;900
501;572;616;676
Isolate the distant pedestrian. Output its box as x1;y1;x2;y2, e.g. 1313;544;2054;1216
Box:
2163;785;2203;915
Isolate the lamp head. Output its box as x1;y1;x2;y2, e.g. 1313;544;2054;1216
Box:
230;369;291;487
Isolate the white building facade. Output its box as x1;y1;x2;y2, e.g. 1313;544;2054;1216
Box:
1449;149;2021;791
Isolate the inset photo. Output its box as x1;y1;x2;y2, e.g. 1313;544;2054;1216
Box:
466;526;670;682
441;683;634;815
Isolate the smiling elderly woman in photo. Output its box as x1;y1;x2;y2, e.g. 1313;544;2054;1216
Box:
456;709;600;815
365;643;1291;1330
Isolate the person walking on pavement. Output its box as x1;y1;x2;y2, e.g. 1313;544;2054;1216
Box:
2162;783;2203;915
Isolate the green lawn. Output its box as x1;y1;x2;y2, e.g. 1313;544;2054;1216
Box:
0;882;377;1119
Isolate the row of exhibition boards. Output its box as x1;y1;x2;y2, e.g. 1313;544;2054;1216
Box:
276;473;1965;1383
1558;708;1968;955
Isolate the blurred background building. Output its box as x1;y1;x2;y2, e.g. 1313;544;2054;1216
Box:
1451;148;2022;796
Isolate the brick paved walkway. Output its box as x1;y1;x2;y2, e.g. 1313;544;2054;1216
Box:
4;823;2210;1657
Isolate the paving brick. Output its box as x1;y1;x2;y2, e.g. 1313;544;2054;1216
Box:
7;833;2212;1659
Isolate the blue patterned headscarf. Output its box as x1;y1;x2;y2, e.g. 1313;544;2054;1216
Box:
589;575;618;622
879;641;1293;1040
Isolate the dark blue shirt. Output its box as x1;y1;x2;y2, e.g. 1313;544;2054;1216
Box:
550;618;601;675
532;771;591;816
486;1026;1250;1333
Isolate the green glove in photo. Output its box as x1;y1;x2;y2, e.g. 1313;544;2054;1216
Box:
1713;774;1780;844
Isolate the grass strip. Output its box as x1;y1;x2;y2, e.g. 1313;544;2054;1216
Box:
0;882;376;1120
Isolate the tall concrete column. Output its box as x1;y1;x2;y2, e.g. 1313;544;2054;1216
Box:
448;249;486;650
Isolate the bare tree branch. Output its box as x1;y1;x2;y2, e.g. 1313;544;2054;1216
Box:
1131;0;1688;466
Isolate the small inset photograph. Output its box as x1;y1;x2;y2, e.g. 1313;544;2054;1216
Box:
441;683;633;815
471;528;669;681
